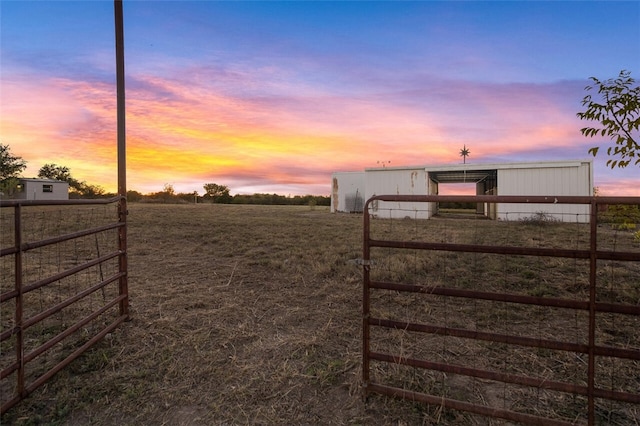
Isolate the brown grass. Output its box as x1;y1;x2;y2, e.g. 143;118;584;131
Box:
1;203;639;425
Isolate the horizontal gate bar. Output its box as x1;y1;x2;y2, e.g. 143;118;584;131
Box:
0;196;123;208
369;281;640;316
24;294;126;365
365;194;640;205
593;301;640;316
0;251;122;303
369;351;640;404
0;222;123;257
0;272;124;343
0;312;128;415
369;240;640;262
369;317;589;354
370;239;592;258
370;317;640;363
23;272;125;330
370;280;590;310
593;346;640;361
366;382;576;426
0;295;126;381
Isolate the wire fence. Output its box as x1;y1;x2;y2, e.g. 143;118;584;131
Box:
1;197;129;414
362;195;640;425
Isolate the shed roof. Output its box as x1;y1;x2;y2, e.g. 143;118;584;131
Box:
19;178;69;184
365;159;591;172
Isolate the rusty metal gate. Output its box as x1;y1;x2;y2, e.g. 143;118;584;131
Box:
0;197;129;414
362;195;640;425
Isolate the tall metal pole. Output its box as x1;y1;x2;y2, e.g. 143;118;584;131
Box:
114;0;129;319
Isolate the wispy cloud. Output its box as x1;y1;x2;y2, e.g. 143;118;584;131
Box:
3;66;635;195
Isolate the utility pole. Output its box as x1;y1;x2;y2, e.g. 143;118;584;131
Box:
114;0;129;319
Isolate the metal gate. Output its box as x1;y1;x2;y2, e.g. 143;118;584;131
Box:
362;195;640;425
1;197;129;414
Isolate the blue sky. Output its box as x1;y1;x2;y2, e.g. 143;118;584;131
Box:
2;1;639;195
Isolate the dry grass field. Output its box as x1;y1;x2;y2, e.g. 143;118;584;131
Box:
1;202;639;425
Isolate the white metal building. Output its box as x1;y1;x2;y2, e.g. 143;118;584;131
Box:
12;178;69;201
364;166;431;219
331;171;365;213
331;160;593;222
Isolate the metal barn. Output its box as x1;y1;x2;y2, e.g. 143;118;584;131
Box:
332;160;593;222
12;178;69;201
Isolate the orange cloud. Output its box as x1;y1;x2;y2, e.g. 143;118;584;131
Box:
2;69;636;196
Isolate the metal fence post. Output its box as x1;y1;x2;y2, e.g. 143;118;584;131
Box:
362;202;371;394
587;197;598;425
14;204;24;398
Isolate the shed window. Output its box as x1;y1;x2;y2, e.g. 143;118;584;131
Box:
43;184;53;193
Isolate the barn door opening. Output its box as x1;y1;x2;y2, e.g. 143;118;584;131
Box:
428;169;497;219
435;182;477;217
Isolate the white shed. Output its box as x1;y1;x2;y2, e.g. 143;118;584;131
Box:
14;178;69;201
332;160;593;222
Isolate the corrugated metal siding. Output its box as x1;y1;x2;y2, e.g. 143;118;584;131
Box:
497;162;591;222
365;168;430;219
331;172;365;213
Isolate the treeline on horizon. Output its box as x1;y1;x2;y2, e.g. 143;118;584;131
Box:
120;189;330;206
0;145;330;206
73;189;475;209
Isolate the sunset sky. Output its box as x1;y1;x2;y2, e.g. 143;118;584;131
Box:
1;1;639;196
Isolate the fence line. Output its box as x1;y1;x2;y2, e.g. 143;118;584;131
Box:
0;196;129;414
362;195;640;425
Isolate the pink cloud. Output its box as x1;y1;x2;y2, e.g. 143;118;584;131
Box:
2;67;636;196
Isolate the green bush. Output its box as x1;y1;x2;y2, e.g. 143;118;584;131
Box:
599;204;640;230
